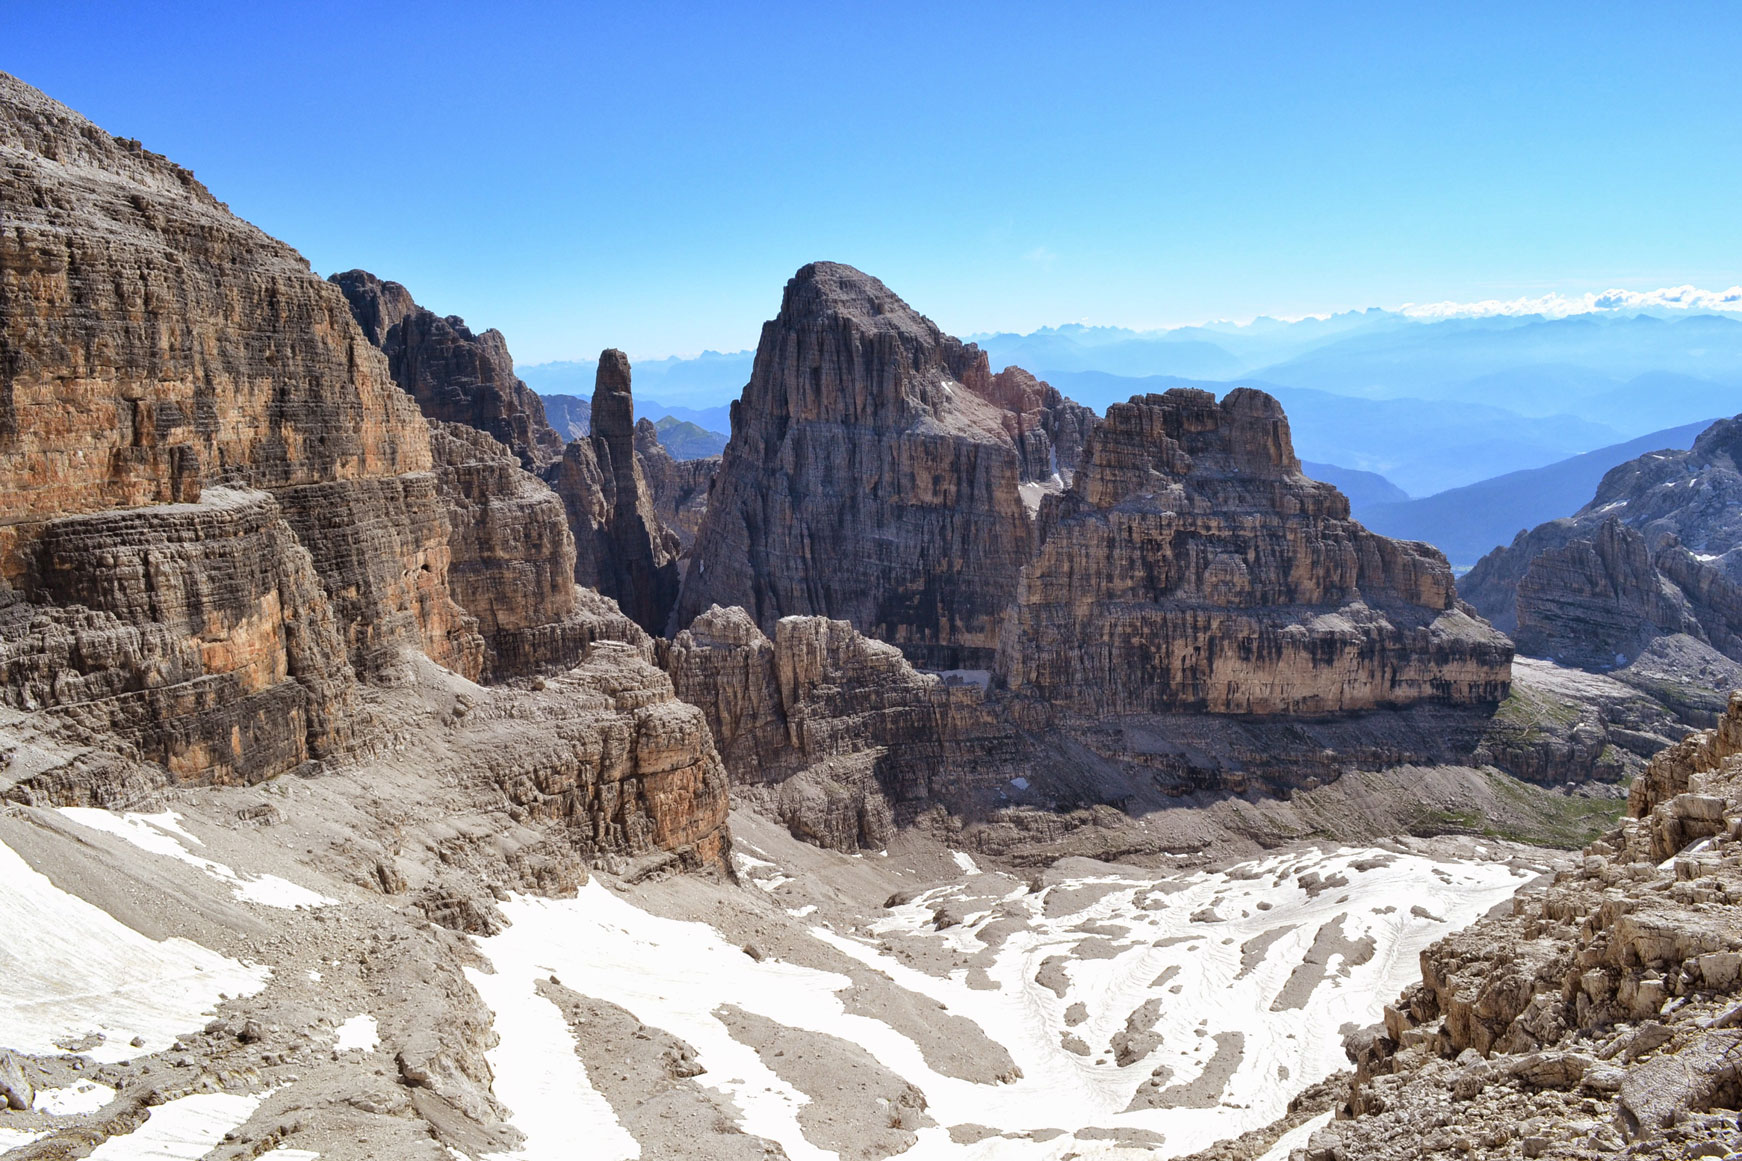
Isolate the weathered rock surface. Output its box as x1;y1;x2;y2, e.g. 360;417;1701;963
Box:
669;605;1016;850
539;393;591;441
1320;691;1742;1160
332;269;564;471
675;262;1085;669
430;422;647;679
544;352;682;635
0;72;731;880
999;387;1514;715
1465;416;1742;674
0;488;354;784
635;419;716;551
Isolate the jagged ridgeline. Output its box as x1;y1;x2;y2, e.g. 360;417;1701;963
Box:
0;72;727;870
0;63;1524;852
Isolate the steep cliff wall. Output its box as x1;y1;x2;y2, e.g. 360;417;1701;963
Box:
669;605;1016;850
635;419;716;551
998;387;1513;715
331;270;564;471
674;262;1085;669
430;422;648;679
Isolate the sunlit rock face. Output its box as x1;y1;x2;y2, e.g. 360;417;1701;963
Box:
675;261;1082;670
998;387;1514;715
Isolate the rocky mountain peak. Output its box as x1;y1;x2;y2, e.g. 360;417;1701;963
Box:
591;348;636;442
330;269;564;471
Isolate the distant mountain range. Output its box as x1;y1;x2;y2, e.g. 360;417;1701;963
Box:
1350;420;1717;567
518;308;1742;497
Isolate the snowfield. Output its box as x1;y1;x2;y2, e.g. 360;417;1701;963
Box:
470;843;1538;1159
0;836;268;1063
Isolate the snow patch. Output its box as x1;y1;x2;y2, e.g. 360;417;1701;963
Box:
34;1079;115;1115
952;851;983;876
58;809;334;909
466;957;639;1161
0;837;269;1063
85;1090;266;1160
1257;1111;1334;1161
333;1014;378;1054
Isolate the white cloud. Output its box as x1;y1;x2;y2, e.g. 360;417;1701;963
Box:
1398;285;1742;320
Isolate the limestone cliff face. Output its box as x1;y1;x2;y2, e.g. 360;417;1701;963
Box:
669;605;1015;850
543;352;682;635
634;419;715;550
1463;415;1742;673
674;262;1084;669
0;489;353;784
331;270;564;471
430;423;649;679
998;387;1513;715
0;75;433;534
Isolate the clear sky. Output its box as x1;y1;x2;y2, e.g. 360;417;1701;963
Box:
9;1;1740;362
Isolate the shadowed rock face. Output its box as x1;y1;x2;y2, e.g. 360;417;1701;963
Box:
675;262;1084;669
1463;415;1742;672
544;352;682;635
998;387;1513;714
669;605;1017;850
331;270;564;471
635;419;716;551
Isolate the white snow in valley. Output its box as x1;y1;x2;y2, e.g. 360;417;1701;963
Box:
58;809;334;909
0;1127;48;1151
466;955;640;1161
951;851;982;875
0;837;269;1063
469;845;1533;1160
333;1014;379;1054
33;1079;115;1115
84;1090;266;1159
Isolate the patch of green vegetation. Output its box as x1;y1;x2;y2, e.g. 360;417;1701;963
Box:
1489;685;1583;741
1476;769;1626;849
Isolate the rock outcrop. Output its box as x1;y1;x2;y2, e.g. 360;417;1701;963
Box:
430;423;647;679
1322;691;1742;1160
332;270;564;471
544;352;682;635
1464;416;1742;662
674;262;1084;669
998;388;1513;715
0;71;731;877
0;488;353;785
635;419;716;550
669;605;1016;850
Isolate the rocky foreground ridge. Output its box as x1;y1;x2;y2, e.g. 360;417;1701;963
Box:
1297;693;1742;1159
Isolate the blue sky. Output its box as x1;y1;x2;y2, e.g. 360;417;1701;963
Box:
9;1;1740;362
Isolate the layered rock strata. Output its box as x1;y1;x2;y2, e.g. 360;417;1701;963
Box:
669;605;1015;850
0;489;353;784
332;270;565;470
1321;691;1742;1159
998;387;1513;715
430;423;648;679
0;71;725;884
544;352;682;635
675;262;1084;669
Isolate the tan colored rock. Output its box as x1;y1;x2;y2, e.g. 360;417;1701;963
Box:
675;262;1079;669
635;419;716;551
998;387;1513;715
430;422;647;679
669;605;1015;850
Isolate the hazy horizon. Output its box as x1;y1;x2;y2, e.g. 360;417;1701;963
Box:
10;2;1741;362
